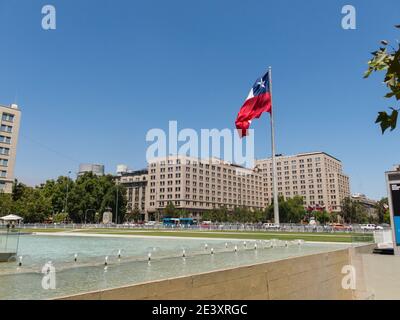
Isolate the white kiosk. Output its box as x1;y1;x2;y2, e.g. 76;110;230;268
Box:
385;168;400;256
0;214;22;262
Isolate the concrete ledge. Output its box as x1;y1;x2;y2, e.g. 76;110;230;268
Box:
56;246;376;300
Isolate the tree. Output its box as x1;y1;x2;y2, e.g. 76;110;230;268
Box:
12;179;28;201
0;191;13;215
314;210;331;225
201;210;212;222
53;212;68;223
125;208;141;222
163;201;176;218
215;206;229;222
4;173;127;224
340;197;369;224
100;182;127;224
40;176;73;215
13;187;52;223
364;25;400;133
376;197;389;223
286;196;306;223
384;210;391;224
266;196;305;223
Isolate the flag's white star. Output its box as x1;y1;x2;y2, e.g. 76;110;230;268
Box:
256;79;266;88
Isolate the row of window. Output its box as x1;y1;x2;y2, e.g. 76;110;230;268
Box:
0;147;10;155
154;200;263;208
1;113;14;122
156;166;262;178
0;135;11;144
150;175;263;187
0;159;8;167
0;124;12;133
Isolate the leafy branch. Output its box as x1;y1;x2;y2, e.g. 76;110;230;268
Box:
364;25;400;133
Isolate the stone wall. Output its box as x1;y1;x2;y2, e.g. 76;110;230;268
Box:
59;247;357;300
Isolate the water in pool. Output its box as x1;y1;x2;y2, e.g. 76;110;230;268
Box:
0;234;350;300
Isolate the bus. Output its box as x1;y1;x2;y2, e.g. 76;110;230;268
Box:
179;218;197;226
163;218;180;226
163;217;197;227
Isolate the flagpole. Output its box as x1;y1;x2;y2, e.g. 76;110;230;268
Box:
268;66;280;225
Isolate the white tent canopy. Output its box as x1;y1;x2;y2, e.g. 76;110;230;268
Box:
0;214;23;221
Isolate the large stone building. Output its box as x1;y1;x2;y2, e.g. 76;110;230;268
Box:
117;156;266;221
0;104;21;193
117;152;351;221
351;193;378;219
117;169;149;220
255;152;351;212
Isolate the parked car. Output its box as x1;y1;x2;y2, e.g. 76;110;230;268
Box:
200;221;212;229
360;224;383;231
331;223;352;231
263;223;280;230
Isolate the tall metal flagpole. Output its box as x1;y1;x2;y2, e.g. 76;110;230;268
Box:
268;66;280;225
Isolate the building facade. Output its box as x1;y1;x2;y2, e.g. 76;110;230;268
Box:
147;156;266;218
78;163;105;176
0;104;21;193
255;152;350;212
117;169;148;220
117;156;267;221
117;152;350;221
351;193;378;219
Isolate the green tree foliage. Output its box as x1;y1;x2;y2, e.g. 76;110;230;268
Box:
53;212;68;223
163;201;176;218
266;196;305;223
11;179;28;201
0;192;13;215
364;25;400;133
375;197;389;224
12;187;52;223
340;197;369;224
384;210;391;224
0;173;126;223
125;208;141;222
314;210;331;224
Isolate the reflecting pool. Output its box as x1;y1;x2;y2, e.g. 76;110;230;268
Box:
0;234;350;300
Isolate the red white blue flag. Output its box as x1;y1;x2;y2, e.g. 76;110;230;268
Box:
235;72;272;137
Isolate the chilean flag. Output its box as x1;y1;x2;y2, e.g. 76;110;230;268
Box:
235;72;272;137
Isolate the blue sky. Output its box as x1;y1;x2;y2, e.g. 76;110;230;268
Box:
0;0;399;200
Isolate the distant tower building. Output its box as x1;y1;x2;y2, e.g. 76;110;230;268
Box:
0;103;21;193
116;164;129;175
78;164;105;176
